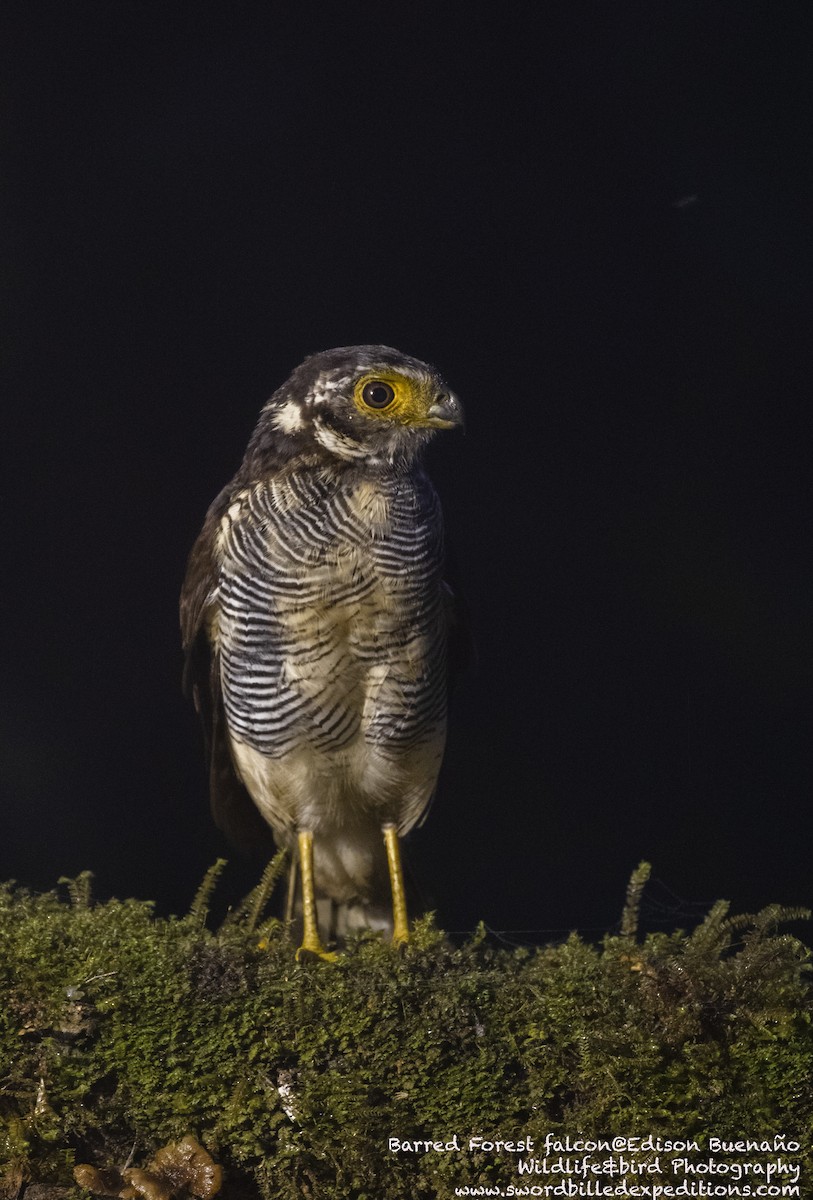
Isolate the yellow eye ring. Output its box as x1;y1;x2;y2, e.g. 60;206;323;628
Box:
360;380;396;410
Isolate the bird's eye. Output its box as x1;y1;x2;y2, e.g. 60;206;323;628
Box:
361;380;396;409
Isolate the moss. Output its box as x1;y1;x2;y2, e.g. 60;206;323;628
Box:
1;866;811;1198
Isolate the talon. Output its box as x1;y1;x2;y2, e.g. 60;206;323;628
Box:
296;943;339;963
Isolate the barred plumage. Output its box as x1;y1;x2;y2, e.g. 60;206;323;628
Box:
181;345;464;956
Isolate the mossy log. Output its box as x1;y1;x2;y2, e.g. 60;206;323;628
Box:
1;867;811;1199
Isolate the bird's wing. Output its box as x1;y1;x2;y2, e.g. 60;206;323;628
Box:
180;486;276;857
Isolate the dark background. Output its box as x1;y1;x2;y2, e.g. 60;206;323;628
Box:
2;2;810;939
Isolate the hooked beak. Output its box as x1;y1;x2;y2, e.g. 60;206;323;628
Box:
425;391;464;430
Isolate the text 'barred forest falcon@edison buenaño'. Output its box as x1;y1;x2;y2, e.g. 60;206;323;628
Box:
180;345;465;959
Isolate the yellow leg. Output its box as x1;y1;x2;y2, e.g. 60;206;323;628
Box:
295;830;337;961
383;824;409;946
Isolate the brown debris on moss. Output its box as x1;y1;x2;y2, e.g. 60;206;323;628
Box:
74;1137;222;1200
73;1164;125;1197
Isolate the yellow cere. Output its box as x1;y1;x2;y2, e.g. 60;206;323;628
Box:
353;372;447;428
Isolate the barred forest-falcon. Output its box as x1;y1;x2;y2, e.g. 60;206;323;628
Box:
180;346;464;958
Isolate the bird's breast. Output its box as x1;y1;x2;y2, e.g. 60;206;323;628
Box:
216;468;447;767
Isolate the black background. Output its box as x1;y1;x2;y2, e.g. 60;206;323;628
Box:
2;2;810;938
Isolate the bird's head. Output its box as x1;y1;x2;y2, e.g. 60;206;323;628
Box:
247;345;463;470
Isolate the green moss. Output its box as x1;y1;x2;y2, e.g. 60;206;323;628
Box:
1;866;811;1198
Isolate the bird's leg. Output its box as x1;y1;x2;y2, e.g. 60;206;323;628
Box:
383;823;409;946
295;829;337;961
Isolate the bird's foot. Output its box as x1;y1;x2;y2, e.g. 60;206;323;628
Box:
295;939;338;963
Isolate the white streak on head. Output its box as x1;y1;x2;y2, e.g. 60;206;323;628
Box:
307;373;352;406
273;398;306;433
313;418;368;460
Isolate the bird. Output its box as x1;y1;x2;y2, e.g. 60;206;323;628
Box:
180;345;464;958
